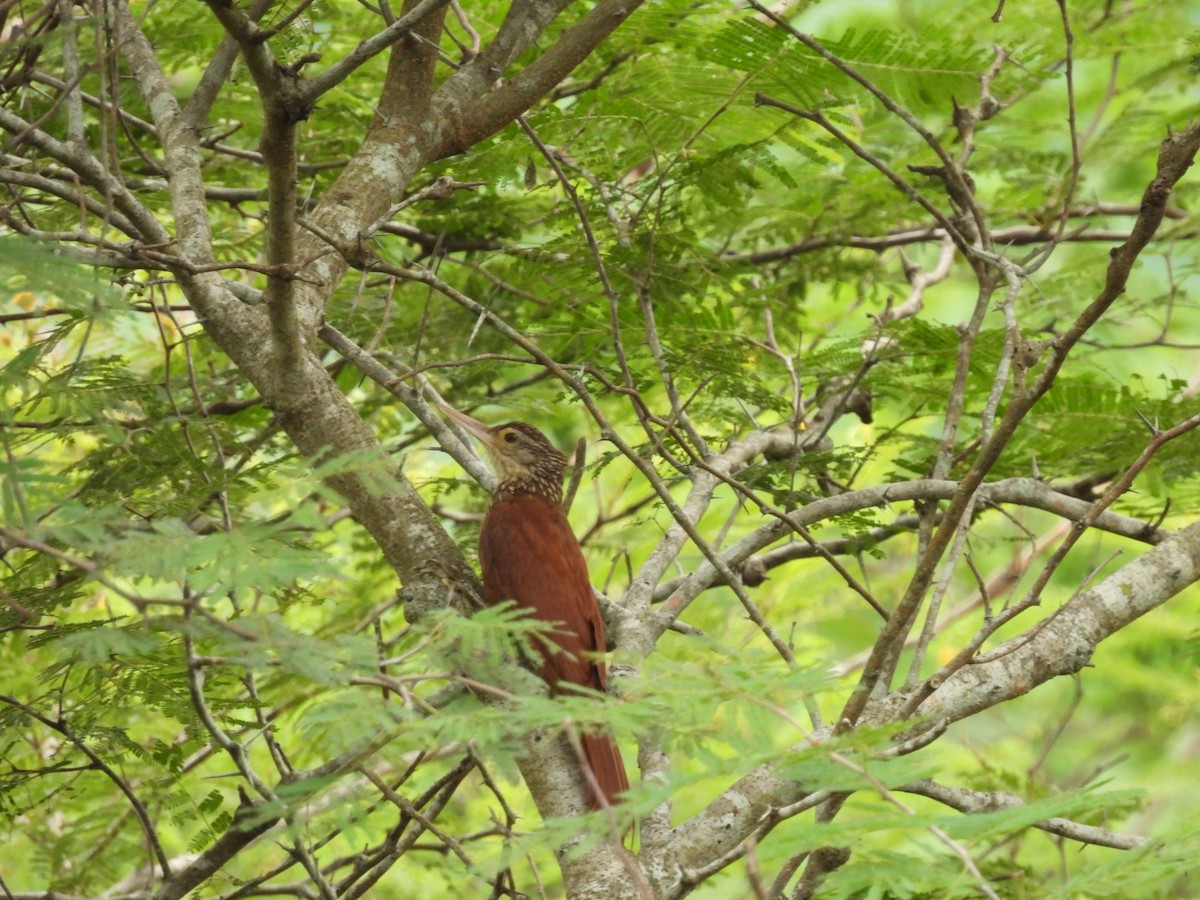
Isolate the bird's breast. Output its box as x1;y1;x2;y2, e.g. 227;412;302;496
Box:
479;495;590;609
478;494;606;690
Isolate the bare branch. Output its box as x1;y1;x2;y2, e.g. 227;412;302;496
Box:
879;518;1200;729
898;779;1148;850
301;0;454;99
654;476;1168;631
434;0;644;157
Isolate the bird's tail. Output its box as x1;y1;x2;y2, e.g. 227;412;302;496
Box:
581;731;629;810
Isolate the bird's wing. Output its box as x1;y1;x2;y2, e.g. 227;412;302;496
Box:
480;495;607;693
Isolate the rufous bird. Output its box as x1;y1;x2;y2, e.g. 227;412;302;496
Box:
441;405;628;810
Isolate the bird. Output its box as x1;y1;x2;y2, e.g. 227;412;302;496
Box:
440;404;629;810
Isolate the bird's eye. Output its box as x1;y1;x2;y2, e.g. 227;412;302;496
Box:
503;430;518;443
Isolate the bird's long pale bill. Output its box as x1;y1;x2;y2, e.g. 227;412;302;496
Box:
438;403;495;446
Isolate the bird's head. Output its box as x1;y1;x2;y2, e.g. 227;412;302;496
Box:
440;405;567;501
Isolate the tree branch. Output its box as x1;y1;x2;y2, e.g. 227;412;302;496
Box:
841;120;1200;728
898;779;1148;850
433;0;644;157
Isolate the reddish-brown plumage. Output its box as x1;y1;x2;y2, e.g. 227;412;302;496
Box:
481;495;629;808
442;407;629;810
